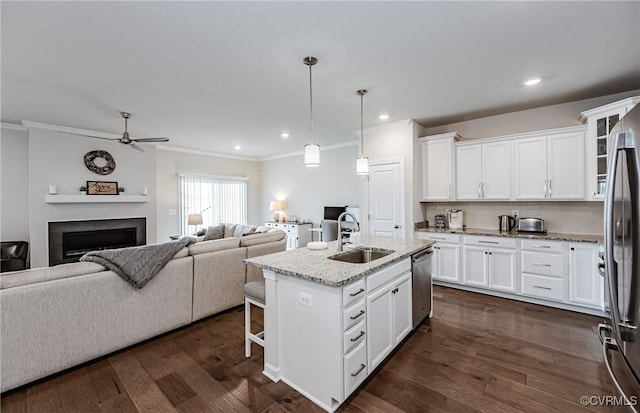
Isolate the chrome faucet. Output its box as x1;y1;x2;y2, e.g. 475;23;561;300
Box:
337;211;360;252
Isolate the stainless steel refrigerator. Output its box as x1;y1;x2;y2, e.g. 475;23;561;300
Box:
600;103;640;409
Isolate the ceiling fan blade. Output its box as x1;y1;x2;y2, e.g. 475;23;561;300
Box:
128;142;145;152
132;137;170;143
64;131;118;141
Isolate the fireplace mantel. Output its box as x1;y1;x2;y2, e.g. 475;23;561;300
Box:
45;195;148;204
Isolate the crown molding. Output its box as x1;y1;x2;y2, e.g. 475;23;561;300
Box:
352;119;413;136
261;140;358;161
1;122;28;131
156;144;260;162
21;120;119;139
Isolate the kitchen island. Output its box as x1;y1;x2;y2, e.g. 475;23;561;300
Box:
245;236;433;412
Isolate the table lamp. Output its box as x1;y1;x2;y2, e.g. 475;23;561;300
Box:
269;201;286;222
187;214;203;234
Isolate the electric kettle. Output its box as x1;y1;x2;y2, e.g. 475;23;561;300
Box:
498;215;516;232
447;209;464;230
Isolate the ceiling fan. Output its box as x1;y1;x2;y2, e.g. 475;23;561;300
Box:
71;111;169;152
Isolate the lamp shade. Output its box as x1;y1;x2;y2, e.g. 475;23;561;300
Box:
304;144;320;167
187;214;203;225
356;156;369;175
269;201;286;211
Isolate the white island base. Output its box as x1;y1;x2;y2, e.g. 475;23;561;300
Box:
261;258;414;412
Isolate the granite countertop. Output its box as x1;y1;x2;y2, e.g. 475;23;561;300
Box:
414;226;603;243
245;236;434;287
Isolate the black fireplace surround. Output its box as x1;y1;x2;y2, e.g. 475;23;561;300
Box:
48;218;146;266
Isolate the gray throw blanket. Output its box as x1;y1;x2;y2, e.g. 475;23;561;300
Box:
80;237;196;288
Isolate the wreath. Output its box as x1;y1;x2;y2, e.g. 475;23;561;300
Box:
84;150;116;175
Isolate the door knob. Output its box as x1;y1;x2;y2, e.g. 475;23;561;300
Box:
394;225;400;229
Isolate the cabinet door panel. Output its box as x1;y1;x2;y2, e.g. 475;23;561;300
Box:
514;137;547;200
393;273;412;343
438;243;461;283
569;244;602;308
463;246;487;287
366;286;393;370
547;132;585;200
456;145;482;200
482;141;512;200
421;139;453;200
488;248;517;293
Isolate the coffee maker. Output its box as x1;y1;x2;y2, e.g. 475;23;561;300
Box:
447;209;464;230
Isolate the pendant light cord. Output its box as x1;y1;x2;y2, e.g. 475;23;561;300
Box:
360;92;364;157
309;62;314;145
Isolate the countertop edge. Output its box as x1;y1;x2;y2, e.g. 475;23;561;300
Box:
414;227;602;244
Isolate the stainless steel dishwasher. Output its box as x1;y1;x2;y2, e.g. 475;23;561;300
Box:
412;247;433;328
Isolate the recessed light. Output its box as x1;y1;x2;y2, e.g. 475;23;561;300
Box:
280;132;290;138
378;114;389;120
234;145;242;150
523;77;542;86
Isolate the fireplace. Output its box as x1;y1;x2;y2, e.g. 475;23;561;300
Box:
48;218;146;266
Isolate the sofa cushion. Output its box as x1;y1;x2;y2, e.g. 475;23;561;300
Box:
0;262;106;290
239;230;286;247
233;224;256;237
204;224;225;241
223;224;237;238
188;237;240;255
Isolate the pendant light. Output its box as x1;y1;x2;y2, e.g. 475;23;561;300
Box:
356;89;369;175
303;56;320;167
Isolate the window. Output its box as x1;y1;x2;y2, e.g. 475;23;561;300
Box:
178;174;248;234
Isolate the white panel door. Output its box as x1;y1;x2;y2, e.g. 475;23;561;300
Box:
366;285;394;370
569;244;602;308
369;162;403;238
488;248;517;293
392;273;413;343
547;131;585;200
438;243;461;283
514;137;547;200
482;141;512;200
463;246;488;287
421;139;454;200
456;144;482;200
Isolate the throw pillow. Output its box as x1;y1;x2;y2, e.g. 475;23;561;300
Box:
204;224;225;241
233;224;256;237
254;225;271;233
222;223;237;238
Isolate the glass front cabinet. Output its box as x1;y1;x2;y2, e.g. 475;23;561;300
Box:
580;97;639;200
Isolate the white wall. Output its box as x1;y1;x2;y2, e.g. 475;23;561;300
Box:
260;144;360;227
1;126;30;242
156;149;262;241
28;127;157;267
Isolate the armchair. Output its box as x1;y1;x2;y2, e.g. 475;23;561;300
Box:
1;241;29;272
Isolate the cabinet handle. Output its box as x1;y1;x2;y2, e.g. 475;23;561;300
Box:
350;331;365;342
548;179;552;198
478;240;499;244
350;310;365;320
349;288;365;297
532;245;551;249
478;182;482;199
351;363;366;377
482;182;486;199
544;179;548;199
448;184;452;199
532;263;552;267
431;237;446;240
533;285;552;290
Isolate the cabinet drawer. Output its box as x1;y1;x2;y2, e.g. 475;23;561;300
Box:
522;251;564;277
521;239;563;253
367;259;411;293
464;236;517;249
343;300;366;331
522;273;564;301
344;342;367;397
343;320;366;354
416;232;460;244
343;279;366;307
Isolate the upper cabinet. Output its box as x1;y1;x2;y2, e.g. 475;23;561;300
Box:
513;128;586;201
456;140;511;200
419;133;460;201
579;96;640;201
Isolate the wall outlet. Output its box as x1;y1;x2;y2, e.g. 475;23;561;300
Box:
511;210;519;219
299;292;312;307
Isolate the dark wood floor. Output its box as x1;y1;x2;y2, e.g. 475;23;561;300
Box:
1;286;616;412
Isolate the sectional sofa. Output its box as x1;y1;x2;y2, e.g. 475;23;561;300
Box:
0;229;286;392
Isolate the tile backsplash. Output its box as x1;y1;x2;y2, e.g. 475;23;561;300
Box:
420;201;603;235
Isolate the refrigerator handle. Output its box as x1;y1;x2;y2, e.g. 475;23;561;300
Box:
601;337;639;413
605;133;624;333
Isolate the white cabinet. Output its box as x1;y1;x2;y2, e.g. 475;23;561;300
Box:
419;133;461;201
514;129;585;200
521;239;565;302
415;232;460;283
264;222;311;250
456;140;511;200
367;271;412;371
569;243;603;309
579;96;639;200
462;236;517;293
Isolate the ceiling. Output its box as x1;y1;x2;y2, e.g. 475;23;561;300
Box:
2;1;639;159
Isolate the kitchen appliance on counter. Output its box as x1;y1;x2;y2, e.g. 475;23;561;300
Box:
447;209;464;230
599;103;640;408
499;215;517;232
411;247;433;328
517;217;546;233
434;214;447;228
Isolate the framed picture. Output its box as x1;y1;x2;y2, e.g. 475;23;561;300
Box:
86;181;119;195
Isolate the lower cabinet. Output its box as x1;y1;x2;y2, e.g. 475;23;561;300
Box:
462;236;517;293
366;272;412;370
415;232;461;282
569;243;603;308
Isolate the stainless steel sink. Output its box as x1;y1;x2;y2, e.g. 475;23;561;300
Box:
328;247;395;264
